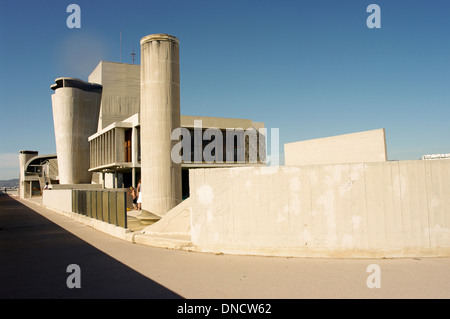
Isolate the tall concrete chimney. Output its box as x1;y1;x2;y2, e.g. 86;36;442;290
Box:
140;34;182;216
50;78;102;184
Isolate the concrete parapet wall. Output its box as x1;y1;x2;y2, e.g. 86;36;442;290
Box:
189;160;450;257
42;189;73;215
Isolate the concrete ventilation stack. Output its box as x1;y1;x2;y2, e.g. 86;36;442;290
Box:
50;78;102;184
19;150;38;198
140;34;182;216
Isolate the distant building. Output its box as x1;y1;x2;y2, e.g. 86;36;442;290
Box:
422;153;450;160
18;150;58;198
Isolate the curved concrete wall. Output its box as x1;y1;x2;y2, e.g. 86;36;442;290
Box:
51;80;102;184
189;160;450;257
140;34;182;216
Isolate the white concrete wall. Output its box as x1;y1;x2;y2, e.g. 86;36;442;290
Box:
189;160;450;257
42;189;73;214
284;128;387;166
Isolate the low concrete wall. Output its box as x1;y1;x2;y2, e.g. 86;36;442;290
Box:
42;189;72;214
189;160;450;257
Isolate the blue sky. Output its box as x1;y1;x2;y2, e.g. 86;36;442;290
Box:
0;0;449;179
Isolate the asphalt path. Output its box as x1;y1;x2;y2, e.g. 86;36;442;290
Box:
1;194;449;300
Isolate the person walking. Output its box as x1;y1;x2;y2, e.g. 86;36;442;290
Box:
128;186;138;210
136;179;142;211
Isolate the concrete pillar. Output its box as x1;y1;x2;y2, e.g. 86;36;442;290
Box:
19;150;38;198
50;78;102;184
132;126;138;165
140;34;182;216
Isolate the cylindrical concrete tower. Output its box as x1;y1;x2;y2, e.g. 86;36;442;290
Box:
50;78;102;184
140;34;182;216
19;150;38;198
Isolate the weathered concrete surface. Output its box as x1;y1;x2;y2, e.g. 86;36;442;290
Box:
140;34;182;216
285;128;387;166
189;160;450;258
42;189;72;215
142;197;191;236
51;78;102;184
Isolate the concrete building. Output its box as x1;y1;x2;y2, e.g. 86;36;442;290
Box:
36;33;449;258
43;34;266;216
422;153;450;160
18;150;58;198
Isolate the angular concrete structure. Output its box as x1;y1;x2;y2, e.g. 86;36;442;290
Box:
88;61;140;130
51;78;102;184
140;34;182;216
284;128;387;166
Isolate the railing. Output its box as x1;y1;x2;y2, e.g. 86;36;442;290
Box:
72;189;127;228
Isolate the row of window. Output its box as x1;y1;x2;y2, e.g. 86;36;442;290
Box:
90;127;265;168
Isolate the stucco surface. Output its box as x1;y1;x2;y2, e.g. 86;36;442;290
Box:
189;160;450;257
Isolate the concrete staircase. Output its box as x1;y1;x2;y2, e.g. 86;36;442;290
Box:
127;210;159;232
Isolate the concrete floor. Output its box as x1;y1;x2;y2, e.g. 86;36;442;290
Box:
1;194;449;299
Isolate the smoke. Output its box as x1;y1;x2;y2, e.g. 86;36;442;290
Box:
55;32;105;78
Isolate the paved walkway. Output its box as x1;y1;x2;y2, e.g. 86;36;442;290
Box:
1;194;449;299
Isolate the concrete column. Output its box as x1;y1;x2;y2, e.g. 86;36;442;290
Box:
132;126;138;165
50;78;102;184
140;34;182;216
